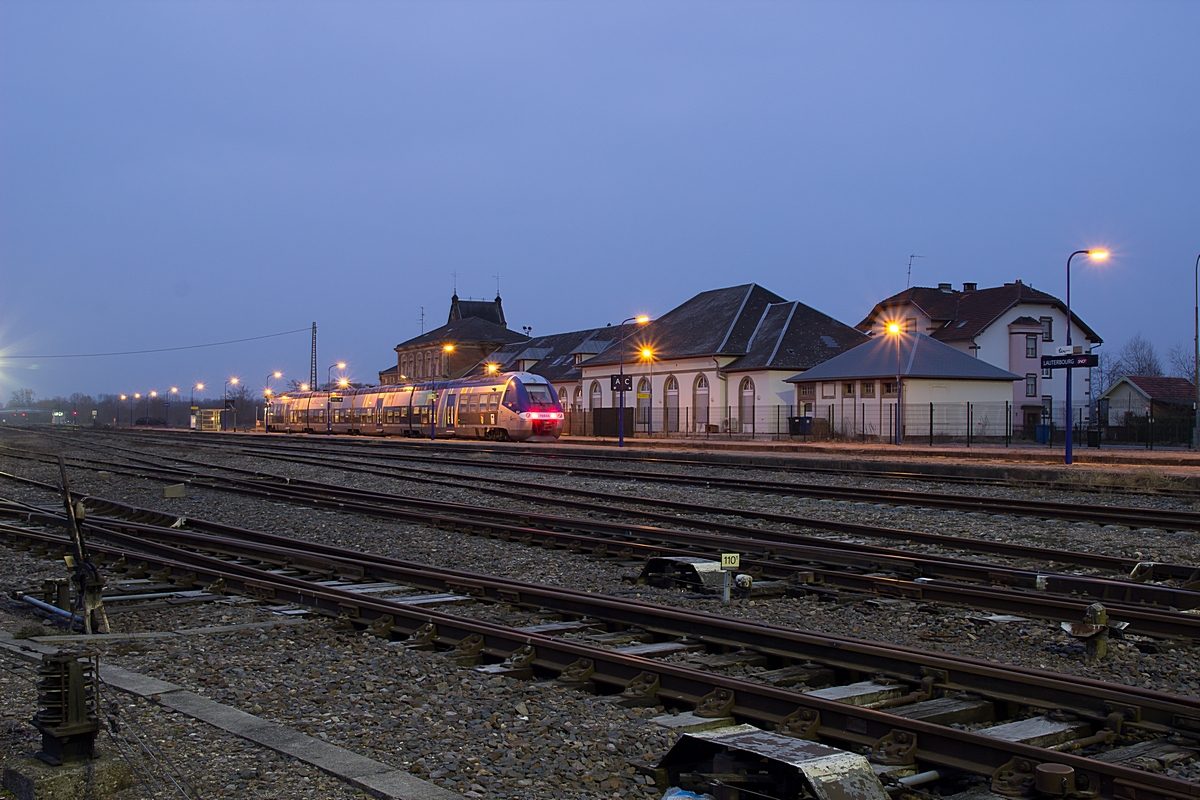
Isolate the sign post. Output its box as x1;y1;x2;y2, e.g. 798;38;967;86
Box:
720;553;740;604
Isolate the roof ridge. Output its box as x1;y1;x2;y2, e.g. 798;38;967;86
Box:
766;302;800;367
716;284;756;354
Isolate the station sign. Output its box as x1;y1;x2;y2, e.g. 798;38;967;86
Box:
610;374;633;393
1041;354;1098;370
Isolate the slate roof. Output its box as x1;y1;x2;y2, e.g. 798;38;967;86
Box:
723;301;868;371
585;284;787;367
785;332;1021;383
394;316;527;351
449;294;506;326
858;282;1102;344
467;328;616;383
1102;376;1196;406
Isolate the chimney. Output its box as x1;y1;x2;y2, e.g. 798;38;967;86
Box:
938;283;953;292
963;282;977;292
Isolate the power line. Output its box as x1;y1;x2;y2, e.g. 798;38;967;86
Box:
5;327;310;360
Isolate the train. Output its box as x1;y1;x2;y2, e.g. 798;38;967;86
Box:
267;371;565;442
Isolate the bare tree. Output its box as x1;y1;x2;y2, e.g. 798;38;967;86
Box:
8;388;35;408
1108;333;1163;381
1167;342;1197;386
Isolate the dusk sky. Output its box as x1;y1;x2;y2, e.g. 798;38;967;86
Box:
2;2;1198;402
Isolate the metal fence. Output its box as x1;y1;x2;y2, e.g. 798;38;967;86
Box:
564;402;1197;448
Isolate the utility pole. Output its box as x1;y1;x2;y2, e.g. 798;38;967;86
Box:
309;322;318;391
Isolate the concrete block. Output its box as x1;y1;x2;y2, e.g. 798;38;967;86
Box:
162;484;187;498
651;711;736;733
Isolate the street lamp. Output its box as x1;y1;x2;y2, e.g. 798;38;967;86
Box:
119;394;127;427
617;315;651;448
1065;249;1108;465
132;393;141;426
264;371;281;433
190;383;204;431
1194;254;1200;448
886;322;902;445
168;387;178;428
223;378;239;432
326;362;345;434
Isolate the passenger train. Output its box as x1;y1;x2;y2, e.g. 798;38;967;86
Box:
267;371;564;442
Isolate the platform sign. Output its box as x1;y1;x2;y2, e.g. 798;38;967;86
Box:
1055;345;1086;356
329;395;343;403
720;553;740;570
1041;354;1098;370
611;374;633;393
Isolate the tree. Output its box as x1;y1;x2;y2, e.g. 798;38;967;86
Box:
8;388;35;408
1108;333;1163;382
1167;342;1197;386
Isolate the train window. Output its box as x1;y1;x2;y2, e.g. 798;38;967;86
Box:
489;393;500;411
469;396;479;414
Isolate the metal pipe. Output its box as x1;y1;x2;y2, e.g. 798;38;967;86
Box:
20;594;83;628
899;770;945;787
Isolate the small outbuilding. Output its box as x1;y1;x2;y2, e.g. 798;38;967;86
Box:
785;331;1021;441
1098;376;1196;447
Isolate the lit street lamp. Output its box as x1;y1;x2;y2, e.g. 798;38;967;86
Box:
326;362;345;434
119;394;128;427
887;322;903;445
264;371;281;432
223;378;239;432
167;387;178;428
190;383;204;431
617;315;650;448
1064;249;1108;465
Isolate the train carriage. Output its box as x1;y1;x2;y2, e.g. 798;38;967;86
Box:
268;371;563;442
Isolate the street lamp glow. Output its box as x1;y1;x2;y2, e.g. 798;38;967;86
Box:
149;391;157;398
443;344;455;353
301;383;309;391
338;378;349;388
486;363;498;374
635;315;650;325
886;322;901;334
134;393;141;399
230;377;239;385
273;371;282;379
120;394;127;400
641;348;653;359
170;387;178;394
337;362;346;369
196;383;204;391
1088;249;1109;260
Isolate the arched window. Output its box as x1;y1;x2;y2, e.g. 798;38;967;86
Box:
739;377;755;434
590;381;603;410
664;376;679;433
558;387;568;406
694;374;710;430
573;386;582;411
637;378;652;432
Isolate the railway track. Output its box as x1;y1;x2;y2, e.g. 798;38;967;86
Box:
81;426;1200;500
2;491;1198;800
41;427;1200;532
4;446;1200;642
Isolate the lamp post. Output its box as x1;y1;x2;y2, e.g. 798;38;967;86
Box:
887;322;902;445
1065;249;1108;465
264;371;281;433
1194;254;1200;448
326;362;345;435
167;387;178;428
223;378;239;432
190;383;204;431
641;348;654;433
119;395;127;427
617;315;650;447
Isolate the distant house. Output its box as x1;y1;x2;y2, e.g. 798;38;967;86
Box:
580;284;866;434
785;332;1020;440
1098;376;1196;426
857;281;1102;435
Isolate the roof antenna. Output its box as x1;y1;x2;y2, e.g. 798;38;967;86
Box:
419;306;425;334
452;272;458;295
494;273;502;297
906;254;925;288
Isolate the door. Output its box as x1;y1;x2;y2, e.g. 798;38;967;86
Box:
665;376;679;432
739;377;755;434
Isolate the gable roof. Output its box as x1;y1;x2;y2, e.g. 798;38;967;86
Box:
395;316;527;351
858;281;1102;344
1101;375;1196;405
467;327;616;383
722;301;868;371
586;284;786;367
785;332;1021;383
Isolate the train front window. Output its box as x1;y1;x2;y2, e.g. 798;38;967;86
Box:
524;384;556;408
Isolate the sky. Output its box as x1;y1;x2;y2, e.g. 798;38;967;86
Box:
2;1;1198;402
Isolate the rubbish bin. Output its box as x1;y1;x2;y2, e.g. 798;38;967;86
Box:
1087;428;1100;448
787;416;812;436
1035;424;1050;444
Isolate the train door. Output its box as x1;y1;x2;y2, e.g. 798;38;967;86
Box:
444;392;457;430
374;397;384;433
